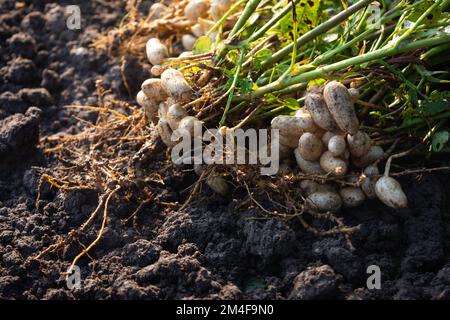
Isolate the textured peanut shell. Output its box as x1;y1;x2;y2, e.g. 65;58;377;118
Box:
146;38;168;65
161;68;192;103
207;175;229;196
179;51;193;58
294;148;325;175
184;0;209;22
137;90;158;123
157;118;174;147
323;81;359;135
149;3;168;20
271;112;319;148
298;133;324;161
348;88;360;101
340;187;366;208
177;116;202;138
191;24;204;37
375;176;408;209
158;102;168;119
300;180;320;196
141;78;167;103
306;192;342;213
328;135;346;157
150;65;164;77
272;114;318;134
361;165;380;199
347;131;372;157
352;145;384;168
305;92;338;131
182;34;196;51
319;151;348;177
209;0;233;21
322;131;334;146
294;109;320;133
279;132;300;149
166;104;188;131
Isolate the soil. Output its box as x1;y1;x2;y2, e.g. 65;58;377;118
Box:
1;0;450;300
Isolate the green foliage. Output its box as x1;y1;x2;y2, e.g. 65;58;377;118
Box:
307;78;326;89
210;0;450;155
432;130;449;152
283;97;300;110
279;0;322;37
253;48;272;70
408;0;443;26
238;77;254;95
420;91;450;115
400;91;449;129
193;36;213;54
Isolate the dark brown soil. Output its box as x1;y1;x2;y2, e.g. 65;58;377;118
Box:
1;0;450;300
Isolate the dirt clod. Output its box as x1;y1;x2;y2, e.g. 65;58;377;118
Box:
289;265;341;300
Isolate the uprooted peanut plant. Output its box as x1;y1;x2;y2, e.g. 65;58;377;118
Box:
33;0;450;268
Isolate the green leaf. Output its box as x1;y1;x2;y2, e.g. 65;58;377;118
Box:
422;100;448;115
238;78;253;96
279;0;322;36
432;131;449;152
265;93;279;104
307;78;326;89
253;48;272;70
419;91;450;115
429;90;450;100
283;97;300;110
275;63;289;77
193;36;212;54
408;0;442;26
401;106;418;126
415;65;450;84
407;87;419;107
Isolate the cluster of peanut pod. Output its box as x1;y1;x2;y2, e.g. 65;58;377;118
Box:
271;81;408;211
138;66;230;196
136;1;408;212
137;0;236;144
146;0;231;54
137;0;235;196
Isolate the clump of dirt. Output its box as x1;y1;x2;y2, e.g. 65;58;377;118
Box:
1;0;450;301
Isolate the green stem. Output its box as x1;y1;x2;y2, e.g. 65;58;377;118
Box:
228;0;263;39
384;111;450;133
245;0;298;44
219;49;247;127
355;6;369;33
228;100;248;115
281;0;299;79
442;0;450;9
250;35;450;100
260;0;373;71
207;0;246;36
276;82;307;96
215;0;262;62
251;105;288;122
393;0;444;46
313;28;374;66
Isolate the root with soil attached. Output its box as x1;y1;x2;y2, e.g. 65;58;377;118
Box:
29;81;158;274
